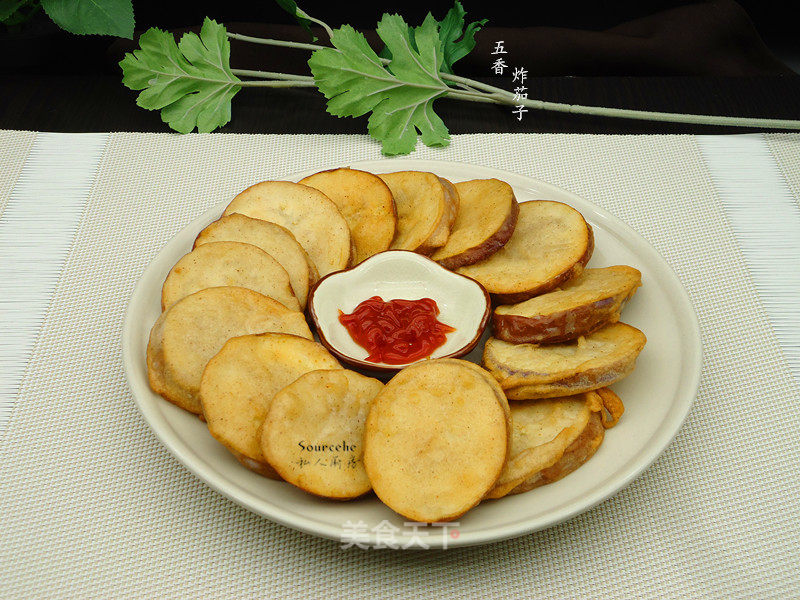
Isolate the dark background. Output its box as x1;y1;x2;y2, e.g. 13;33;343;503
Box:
2;0;799;134
140;1;682;29
131;1;792;43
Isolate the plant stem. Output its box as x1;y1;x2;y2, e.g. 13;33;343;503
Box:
239;80;318;88
451;80;483;94
226;32;325;52
445;90;497;104
226;31;800;131
232;69;314;83
461;90;800;130
439;72;510;97
529;100;800;129
295;9;335;40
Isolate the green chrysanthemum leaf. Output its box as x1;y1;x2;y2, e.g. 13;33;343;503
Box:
120;18;240;133
274;0;317;41
309;14;450;155
378;1;487;74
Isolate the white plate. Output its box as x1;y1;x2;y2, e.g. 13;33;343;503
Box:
122;159;702;548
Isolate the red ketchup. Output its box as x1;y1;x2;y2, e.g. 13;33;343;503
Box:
338;296;456;365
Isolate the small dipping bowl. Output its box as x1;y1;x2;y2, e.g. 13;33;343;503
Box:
308;250;491;373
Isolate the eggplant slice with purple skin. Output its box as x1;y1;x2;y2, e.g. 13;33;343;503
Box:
457;200;593;304
430;178;519;269
482;322;646;400
492;266;641;344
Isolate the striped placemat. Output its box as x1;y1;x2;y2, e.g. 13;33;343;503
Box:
766;133;800;209
0;134;108;431
697;135;800;385
0;131;798;599
0;130;36;216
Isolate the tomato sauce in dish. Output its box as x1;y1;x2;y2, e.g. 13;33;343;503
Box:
338;296;456;365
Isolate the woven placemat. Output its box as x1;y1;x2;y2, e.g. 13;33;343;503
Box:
0;130;35;216
1;133;798;598
766;133;800;209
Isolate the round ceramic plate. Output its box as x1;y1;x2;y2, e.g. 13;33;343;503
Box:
122;159;702;548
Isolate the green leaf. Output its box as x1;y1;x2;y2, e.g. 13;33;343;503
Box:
436;1;487;73
274;0;317;41
1;0;31;23
119;18;241;133
378;1;486;75
309;15;450;155
41;0;134;38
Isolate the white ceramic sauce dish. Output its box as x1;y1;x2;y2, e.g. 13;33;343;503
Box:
308;250;490;372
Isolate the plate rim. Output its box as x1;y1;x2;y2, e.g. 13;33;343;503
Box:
122;158;702;548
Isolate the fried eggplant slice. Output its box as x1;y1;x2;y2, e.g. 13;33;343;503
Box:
363;359;509;522
146;287;312;414
161;241;299;312
431;178;518;269
376;171;457;254
508;388;624;494
483;322;646;399
458;200;593;304
262;369;383;499
300;168;396;264
486;393;596;499
199;333;341;477
194;214;316;308
223;180;351;276
493;266;641;343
